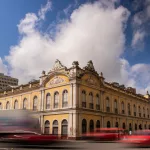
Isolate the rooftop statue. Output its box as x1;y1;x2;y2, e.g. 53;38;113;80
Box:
84;60;95;71
52;59;65;71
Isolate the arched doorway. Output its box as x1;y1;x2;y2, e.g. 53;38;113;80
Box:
139;124;142;130
122;123;126;129
82;119;87;133
44;120;50;134
96;120;100;128
145;124;147;129
107;121;111;128
61;119;68;136
115;122;119;128
89;120;94;132
135;124;137;130
129;123;132;131
53;120;58;135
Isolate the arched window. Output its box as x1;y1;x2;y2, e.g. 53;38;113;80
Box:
23;98;28;109
44;120;50;134
133;104;136;116
89;92;93;109
106;97;110;112
14;100;18;109
6;101;10;110
135;124;137;130
122;123;126;129
82;90;86;108
96;94;100;110
107;121;111;128
46;93;51;109
139;106;141;117
128;103;131;115
96;120;100;128
54;92;59;108
129;123;132;131
61;119;68;135
115;122;119;128
114;100;118;113
147;108;149;118
89;120;94;132
53;120;58;135
0;103;3;110
121;102;125;114
143;107;145;117
82;119;87;134
62;90;68;108
114;100;117;109
33;96;38;110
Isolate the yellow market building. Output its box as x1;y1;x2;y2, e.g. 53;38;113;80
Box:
0;59;150;139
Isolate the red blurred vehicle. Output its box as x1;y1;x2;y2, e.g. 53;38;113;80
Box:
120;130;150;147
82;128;125;141
0;110;60;148
0;131;59;145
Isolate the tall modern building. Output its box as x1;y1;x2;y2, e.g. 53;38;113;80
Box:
0;59;150;139
0;73;18;90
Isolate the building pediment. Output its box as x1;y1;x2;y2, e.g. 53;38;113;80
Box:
44;74;69;88
49;76;65;85
81;73;100;87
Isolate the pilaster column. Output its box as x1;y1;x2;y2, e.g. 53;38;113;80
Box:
78;85;80;109
68;113;73;137
40;89;45;111
20;95;22;109
101;91;104;112
29;93;31;110
125;100;128;116
111;95;113;113
118;96;120;114
70;84;73;108
102;116;104;127
72;83;79;108
40;115;44;134
11;97;13;110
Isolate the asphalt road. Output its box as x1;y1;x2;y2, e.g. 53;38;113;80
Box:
0;141;148;150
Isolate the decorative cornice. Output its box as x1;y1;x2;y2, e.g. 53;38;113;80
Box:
104;82;148;102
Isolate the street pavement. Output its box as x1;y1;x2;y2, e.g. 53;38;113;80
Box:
0;141;148;150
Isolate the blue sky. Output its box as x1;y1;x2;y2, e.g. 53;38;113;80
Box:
0;0;150;94
0;0;149;65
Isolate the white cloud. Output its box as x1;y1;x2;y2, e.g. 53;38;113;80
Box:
131;30;145;49
5;0;150;95
5;0;130;85
38;0;52;20
131;0;150;50
18;13;38;35
0;58;8;74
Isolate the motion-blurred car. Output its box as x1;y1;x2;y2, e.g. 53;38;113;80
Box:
0;131;59;145
82;128;125;141
120;130;150;147
0;110;60;148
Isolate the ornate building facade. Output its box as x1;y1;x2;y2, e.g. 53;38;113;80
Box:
0;59;150;139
